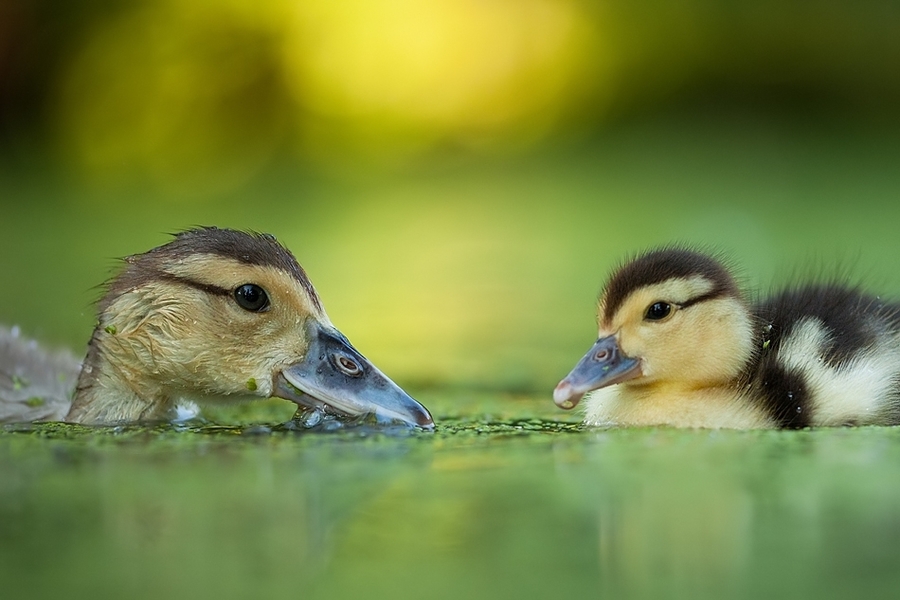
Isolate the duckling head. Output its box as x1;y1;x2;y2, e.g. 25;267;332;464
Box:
554;248;755;409
68;227;433;428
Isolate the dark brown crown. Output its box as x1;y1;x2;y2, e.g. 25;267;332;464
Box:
602;247;739;322
100;227;322;312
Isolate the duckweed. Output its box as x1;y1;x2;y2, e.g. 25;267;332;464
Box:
3;392;900;599
246;378;257;391
104;324;117;335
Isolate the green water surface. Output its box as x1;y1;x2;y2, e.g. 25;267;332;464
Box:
3;393;900;600
4;115;900;599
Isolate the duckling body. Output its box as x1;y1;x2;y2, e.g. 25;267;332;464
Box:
1;227;433;428
554;248;900;429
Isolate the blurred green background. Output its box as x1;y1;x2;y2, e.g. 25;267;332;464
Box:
4;4;900;600
2;0;900;393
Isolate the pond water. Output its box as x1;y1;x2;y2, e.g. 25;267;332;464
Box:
5;116;900;599
3;393;900;600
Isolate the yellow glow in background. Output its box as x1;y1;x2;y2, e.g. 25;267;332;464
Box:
56;0;603;183
2;0;900;393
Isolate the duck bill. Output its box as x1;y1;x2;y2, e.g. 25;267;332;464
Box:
274;322;434;429
553;335;642;410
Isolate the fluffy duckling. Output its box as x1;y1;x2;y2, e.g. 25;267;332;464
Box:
554;247;900;429
2;227;433;428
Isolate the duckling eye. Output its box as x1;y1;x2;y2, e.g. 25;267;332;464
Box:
234;284;270;312
645;301;672;321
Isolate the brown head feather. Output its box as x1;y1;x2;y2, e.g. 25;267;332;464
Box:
101;227;323;313
602;247;740;322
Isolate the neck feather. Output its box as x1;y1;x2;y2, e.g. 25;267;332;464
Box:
66;328;172;424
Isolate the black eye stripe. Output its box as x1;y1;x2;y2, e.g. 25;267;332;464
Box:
156;272;231;297
153;274;272;313
234;284;270;312
680;290;724;309
643;290;725;321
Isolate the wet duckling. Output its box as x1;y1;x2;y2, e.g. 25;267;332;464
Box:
554;247;900;429
2;227;433;428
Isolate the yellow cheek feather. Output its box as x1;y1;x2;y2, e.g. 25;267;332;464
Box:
65;228;433;427
567;245;900;430
71;251;325;422
585;272;766;428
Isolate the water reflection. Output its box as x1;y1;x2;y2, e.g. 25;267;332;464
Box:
3;421;900;598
